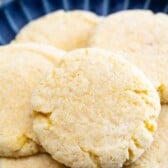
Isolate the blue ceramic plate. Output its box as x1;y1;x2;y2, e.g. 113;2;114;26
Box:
0;0;167;45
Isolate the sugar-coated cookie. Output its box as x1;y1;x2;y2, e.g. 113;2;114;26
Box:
32;48;160;168
0;154;65;168
90;10;168;103
0;43;65;157
15;10;99;51
125;105;168;168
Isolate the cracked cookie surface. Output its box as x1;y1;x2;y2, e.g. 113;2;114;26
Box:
125;105;168;168
0;43;65;157
90;10;168;103
15;10;99;51
32;48;160;168
0;154;65;168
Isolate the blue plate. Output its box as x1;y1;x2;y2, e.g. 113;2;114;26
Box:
0;0;167;45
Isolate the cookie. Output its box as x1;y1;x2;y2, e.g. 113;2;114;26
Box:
125;105;168;168
32;48;160;168
0;154;65;168
0;43;65;157
15;10;99;51
90;10;168;103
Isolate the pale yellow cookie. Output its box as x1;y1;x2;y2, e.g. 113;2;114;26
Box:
15;10;99;51
0;43;65;157
32;48;160;168
0;154;65;168
90;10;168;103
125;105;168;168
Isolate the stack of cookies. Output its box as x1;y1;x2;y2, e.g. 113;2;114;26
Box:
0;10;167;168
